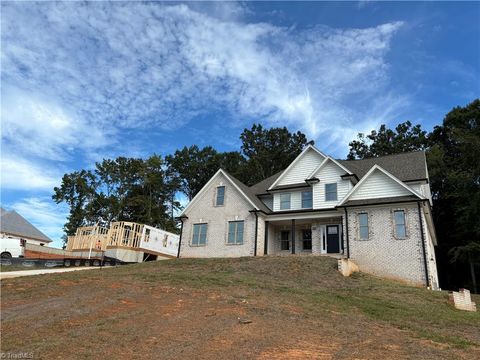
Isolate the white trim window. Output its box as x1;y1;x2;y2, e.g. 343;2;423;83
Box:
216;186;225;206
280;193;291;210
192;223;207;246
394;210;407;239
358;213;369;240
325;183;337;201
227;221;244;245
301;190;313;209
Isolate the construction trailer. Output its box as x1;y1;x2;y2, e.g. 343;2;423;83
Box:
66;221;179;262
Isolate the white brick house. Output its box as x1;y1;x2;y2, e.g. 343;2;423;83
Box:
178;145;439;289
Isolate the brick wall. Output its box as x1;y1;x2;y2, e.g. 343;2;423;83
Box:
180;173;261;258
346;203;427;285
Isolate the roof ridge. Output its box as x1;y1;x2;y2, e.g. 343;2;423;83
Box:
339;150;425;162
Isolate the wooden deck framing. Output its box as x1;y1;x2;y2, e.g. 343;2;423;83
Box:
65;221;177;258
66;225;109;251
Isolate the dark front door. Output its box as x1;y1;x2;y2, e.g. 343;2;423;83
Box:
326;225;340;253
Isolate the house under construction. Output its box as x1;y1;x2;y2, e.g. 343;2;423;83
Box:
66;221;179;262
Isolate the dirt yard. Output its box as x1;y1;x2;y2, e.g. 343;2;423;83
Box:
1;256;479;359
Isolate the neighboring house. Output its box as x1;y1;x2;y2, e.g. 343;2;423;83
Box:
178;145;439;289
0;207;52;248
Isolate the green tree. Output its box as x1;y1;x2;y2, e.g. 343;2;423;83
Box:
347;99;480;292
165;145;221;200
52;170;98;241
240;124;310;185
347;121;430;159
429;99;480;291
54;155;181;243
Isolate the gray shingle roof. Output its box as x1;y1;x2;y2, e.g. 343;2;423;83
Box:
338;151;427;182
222;171;272;213
222;151;427;214
248;170;283;195
0;208;52;242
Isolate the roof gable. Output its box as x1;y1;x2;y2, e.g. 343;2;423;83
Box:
0;209;52;242
268;145;326;190
180;169;264;216
307;157;352;179
338;165;424;206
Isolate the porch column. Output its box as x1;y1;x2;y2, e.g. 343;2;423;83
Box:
264;221;269;255
291;219;296;254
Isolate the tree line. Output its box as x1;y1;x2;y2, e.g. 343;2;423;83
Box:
53;124;309;235
53;99;479;292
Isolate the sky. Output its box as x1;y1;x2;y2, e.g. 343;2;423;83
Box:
1;1;479;247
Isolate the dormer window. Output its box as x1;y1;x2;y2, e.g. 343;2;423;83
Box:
280;193;291;210
216;186;225;206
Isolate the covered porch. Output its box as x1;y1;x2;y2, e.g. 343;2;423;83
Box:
263;212;345;256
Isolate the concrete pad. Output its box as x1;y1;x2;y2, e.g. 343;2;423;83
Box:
0;266;107;280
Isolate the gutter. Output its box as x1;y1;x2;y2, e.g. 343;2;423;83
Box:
417;201;430;288
344;208;350;258
175;215;188;258
250;210;259;256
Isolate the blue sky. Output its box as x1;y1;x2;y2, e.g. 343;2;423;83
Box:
1;1;479;247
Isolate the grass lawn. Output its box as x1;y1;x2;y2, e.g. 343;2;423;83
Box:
1;256;479;359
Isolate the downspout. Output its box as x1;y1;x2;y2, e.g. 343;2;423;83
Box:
253;211;259;257
417;201;430;288
264;221;269;255
344;208;350;259
176;216;187;259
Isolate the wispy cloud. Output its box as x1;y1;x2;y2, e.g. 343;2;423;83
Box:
0;2;410;244
0;154;61;191
1;2;405;160
1;87;116;162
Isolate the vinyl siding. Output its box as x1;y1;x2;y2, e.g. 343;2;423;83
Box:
276;148;325;186
349;169;412;201
273;190;310;211
312;161;352;209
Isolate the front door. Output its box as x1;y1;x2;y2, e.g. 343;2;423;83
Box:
326;225;340;253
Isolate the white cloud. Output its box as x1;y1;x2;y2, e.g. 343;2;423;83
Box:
1;87;116;161
1;2;406;159
7;197;68;248
0;154;60;191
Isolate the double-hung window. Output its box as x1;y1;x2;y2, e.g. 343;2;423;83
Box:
394;210;406;238
192;223;207;246
301;191;313;209
325;183;338;201
227;221;244;245
280;193;291;210
216;186;225;206
280;231;290;250
358;213;369;240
